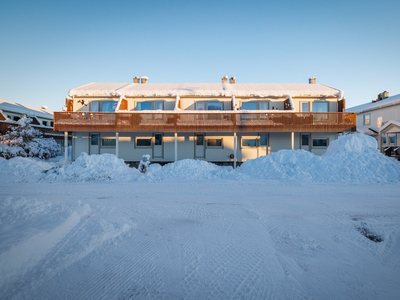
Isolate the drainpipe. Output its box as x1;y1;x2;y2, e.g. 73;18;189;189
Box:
291;132;295;150
64;131;68;164
116;132;119;158
174;133;178;161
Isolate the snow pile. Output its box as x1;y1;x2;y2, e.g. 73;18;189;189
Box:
238;134;400;184
0;156;58;183
142;159;249;182
42;153;140;182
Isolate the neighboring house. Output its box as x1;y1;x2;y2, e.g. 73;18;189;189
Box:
347;92;400;158
53;77;356;166
0;99;66;153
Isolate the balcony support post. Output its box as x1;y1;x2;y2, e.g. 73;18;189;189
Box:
174;133;178;162
378;131;382;153
116;132;119;158
291;132;294;150
64;131;68;164
233;132;237;168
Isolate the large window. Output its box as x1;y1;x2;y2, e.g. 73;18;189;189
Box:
301;102;310;112
101;138;116;147
241;101;269;110
136;138;152;147
207;138;223;147
90;101;117;112
312;102;328;112
242;138;257;147
363;114;371;125
196;101;223;110
312;138;328;147
241;135;268;148
136;101;164;111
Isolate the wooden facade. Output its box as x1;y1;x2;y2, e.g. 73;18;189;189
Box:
54;111;356;133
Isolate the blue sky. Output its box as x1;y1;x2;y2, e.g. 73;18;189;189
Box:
1;0;399;111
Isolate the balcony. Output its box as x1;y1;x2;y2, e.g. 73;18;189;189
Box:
53;112;357;133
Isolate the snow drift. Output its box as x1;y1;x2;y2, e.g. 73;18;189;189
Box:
0;134;399;184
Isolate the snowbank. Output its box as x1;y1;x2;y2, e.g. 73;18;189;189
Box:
42;153;140;182
0;134;399;184
238;134;400;184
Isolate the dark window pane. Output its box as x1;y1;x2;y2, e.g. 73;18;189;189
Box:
302;135;309;146
91;134;99;146
102;138;116;147
313;139;328;147
390;137;395;143
207;139;222;147
260;134;268;146
137;138;152;147
155;134;162;145
196;135;204;145
207;102;223;110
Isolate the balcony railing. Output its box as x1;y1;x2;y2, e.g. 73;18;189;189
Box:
53;112;356;133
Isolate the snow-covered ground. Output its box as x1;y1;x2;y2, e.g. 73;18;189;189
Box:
1;134;400;299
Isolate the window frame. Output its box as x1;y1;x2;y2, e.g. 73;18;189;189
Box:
196;101;223;111
312;138;329;148
240;101;270;110
301;102;310;112
90;100;117;112
136;101;164;111
101;137;116;147
135;137;152;148
311;101;329;113
363;114;371;126
206;138;223;148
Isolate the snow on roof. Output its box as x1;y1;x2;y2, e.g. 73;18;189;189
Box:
379;120;400;133
347;93;400;113
68;82;343;98
0;99;53;119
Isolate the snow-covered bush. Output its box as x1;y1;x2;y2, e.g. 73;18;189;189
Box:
138;154;151;173
0;116;58;159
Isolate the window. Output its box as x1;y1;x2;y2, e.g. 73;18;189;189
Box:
312;102;328;112
302;135;309;146
50;122;54;127
196;101;223;110
260;134;268;146
90;101;117;112
13;116;20;121
241;101;269;110
242;138;257;147
91;134;99;146
136;101;164;111
137;138;152;147
302;102;310;112
154;134;162;145
383;137;387;144
312;138;328;147
196;134;204;146
207;138;223;147
390;136;395;144
363;114;371;125
242;102;257;110
101;138;116;147
42;121;48;126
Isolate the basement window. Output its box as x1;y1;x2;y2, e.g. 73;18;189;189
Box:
312;138;328;147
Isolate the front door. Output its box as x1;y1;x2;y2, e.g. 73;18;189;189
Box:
153;133;163;158
301;134;310;151
90;133;100;154
195;134;205;159
258;134;268;157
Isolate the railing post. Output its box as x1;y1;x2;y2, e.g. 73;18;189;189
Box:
64;131;68;164
291;132;294;150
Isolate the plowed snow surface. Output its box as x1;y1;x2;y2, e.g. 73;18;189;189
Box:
1;181;400;300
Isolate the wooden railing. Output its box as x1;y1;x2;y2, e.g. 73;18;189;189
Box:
54;112;357;133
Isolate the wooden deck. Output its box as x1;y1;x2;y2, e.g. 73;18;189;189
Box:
54;112;357;133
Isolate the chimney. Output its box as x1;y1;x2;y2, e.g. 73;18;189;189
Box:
383;91;389;99
133;77;140;83
309;77;316;84
141;76;148;84
229;77;236;84
222;76;228;83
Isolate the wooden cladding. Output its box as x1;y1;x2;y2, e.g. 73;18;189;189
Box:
66;98;74;112
54;112;357;133
338;98;346;112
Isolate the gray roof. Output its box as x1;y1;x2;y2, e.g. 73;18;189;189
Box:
347;93;400;114
0;99;53;119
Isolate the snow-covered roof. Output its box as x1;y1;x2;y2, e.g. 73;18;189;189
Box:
347;93;400;113
68;82;344;98
379;120;400;133
356;126;377;136
0;99;53;119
